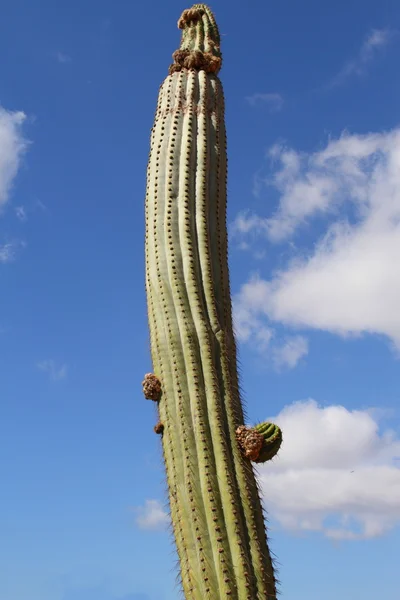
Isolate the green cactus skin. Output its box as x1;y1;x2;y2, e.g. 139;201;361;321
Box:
254;422;283;464
145;5;280;598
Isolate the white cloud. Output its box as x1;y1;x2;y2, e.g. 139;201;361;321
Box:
258;400;400;539
56;52;71;64
0;107;27;208
15;205;27;221
37;359;68;381
328;28;394;87
245;93;284;112
233;294;307;369
272;336;308;369
134;499;169;531
230;210;269;241
233;275;309;369
233;296;272;347
0;240;24;263
234;128;400;350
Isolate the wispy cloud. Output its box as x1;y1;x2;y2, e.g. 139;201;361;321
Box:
327;28;394;88
37;359;68;381
272;336;309;370
56;52;72;64
245;93;284;112
133;499;169;531
34;198;46;212
0;240;25;263
259;400;400;540
230;211;270;248
15;205;27;221
233;289;309;370
233;294;274;352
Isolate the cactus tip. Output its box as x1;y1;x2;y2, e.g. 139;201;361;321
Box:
169;4;222;75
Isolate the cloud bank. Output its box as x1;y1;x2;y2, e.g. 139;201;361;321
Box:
259;400;400;539
233;127;400;350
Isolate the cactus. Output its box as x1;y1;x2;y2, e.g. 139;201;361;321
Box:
144;5;282;598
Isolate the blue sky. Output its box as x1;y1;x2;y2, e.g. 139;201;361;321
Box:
1;0;399;598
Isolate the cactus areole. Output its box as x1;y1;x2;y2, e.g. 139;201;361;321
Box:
144;5;282;598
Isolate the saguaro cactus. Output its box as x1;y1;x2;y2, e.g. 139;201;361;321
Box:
144;5;282;599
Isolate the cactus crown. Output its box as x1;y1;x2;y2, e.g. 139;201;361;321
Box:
169;4;222;74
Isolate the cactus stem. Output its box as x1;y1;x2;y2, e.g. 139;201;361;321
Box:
144;5;281;598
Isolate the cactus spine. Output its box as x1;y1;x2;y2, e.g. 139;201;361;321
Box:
144;5;281;598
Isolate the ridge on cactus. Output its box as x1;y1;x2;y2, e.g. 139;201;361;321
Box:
144;4;282;598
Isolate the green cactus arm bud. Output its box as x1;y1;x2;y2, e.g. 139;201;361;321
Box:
254;422;283;464
144;5;280;598
236;422;282;464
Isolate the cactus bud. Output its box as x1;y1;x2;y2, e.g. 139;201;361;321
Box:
236;422;282;463
142;373;162;401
